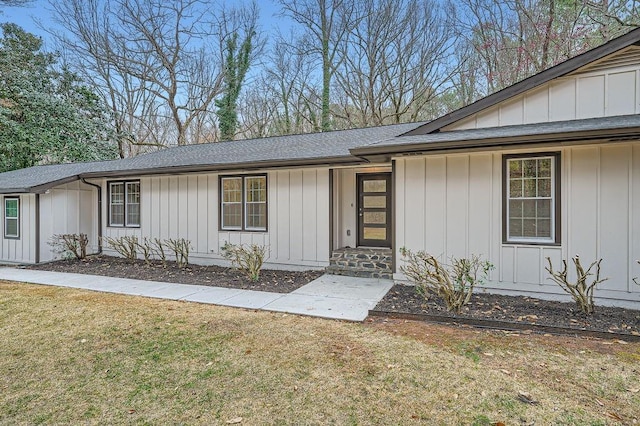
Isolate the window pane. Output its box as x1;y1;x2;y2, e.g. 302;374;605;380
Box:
363;196;386;208
223;178;242;202
245;177;266;202
5;218;18;237
523;160;537;177
523;179;537;197
127;204;140;226
522;219;537;237
537;219;551;238
222;203;242;228
522;199;536;218
5;199;18;218
538;178;551;197
509;200;523;217
364;227;386;240
110;183;124;204
246;202;266;229
110;204;124;226
509;179;522;197
537;158;552;177
536;199;551;219
126;182;140;226
509;219;522;237
364;211;386;224
363;180;386;193
509;160;522;178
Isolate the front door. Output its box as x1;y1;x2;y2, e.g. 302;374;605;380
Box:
357;173;392;247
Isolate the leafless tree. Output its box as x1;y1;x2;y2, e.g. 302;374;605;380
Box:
451;0;597;99
275;0;362;131
331;0;458;127
47;0;260;155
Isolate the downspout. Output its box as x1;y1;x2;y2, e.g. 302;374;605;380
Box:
34;194;40;263
81;179;103;255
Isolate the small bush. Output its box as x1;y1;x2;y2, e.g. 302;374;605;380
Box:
151;238;168;267
102;235;138;261
221;242;267;282
135;237;154;265
400;248;493;313
545;255;608;315
164;238;191;268
49;234;89;260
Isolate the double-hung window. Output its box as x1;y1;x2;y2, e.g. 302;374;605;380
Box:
220;175;267;231
108;181;140;227
4;197;19;239
504;153;560;244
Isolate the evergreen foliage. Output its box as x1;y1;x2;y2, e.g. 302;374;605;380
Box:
216;31;254;141
0;23;117;172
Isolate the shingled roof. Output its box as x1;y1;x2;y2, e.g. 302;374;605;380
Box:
351;115;640;161
0;122;424;194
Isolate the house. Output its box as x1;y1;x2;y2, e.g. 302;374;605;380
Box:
2;28;640;308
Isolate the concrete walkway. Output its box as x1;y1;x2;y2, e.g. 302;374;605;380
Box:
0;268;394;322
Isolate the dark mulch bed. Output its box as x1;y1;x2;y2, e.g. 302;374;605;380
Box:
374;284;640;337
28;255;324;294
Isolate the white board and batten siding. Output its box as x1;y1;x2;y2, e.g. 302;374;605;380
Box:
99;168;331;269
446;47;640;130
0;193;37;263
38;181;98;262
395;141;640;308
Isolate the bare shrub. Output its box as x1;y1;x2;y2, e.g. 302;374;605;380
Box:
102;236;138;261
545;255;608;315
221;242;268;282
49;234;89;260
164;238;191;268
135;237;154;265
151;238;168;267
399;248;493;313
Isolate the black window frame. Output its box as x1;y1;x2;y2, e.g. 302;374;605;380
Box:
107;180;141;228
4;197;20;239
502;152;561;245
219;174;268;232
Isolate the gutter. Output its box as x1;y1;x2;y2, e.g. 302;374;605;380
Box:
350;127;640;159
81;179;103;255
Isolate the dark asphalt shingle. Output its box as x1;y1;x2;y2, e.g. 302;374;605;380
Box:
0;122;424;193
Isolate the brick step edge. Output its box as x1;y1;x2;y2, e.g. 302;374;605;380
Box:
326;267;393;280
367;310;640;342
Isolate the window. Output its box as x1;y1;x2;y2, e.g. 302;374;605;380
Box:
504;153;560;244
220;175;267;231
4;197;19;239
109;181;140;227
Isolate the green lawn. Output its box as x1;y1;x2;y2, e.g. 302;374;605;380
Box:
1;281;638;425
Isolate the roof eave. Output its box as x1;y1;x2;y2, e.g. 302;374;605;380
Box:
352;127;640;160
79;155;365;180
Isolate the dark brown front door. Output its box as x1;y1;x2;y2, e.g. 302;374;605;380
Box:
357;173;392;247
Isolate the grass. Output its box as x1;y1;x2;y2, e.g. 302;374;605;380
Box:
1;281;639;425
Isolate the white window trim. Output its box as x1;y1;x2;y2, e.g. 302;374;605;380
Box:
244;176;267;232
220;177;243;231
4;197;19;239
220;175;267;232
505;154;558;245
108;181;140;228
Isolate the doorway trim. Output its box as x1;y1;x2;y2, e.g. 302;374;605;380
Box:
356;172;392;248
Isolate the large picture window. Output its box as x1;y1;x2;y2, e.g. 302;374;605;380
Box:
109;181;140;227
504;153;560;244
4;197;19;239
220;175;267;231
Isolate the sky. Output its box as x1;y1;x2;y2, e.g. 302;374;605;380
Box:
0;0;287;50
